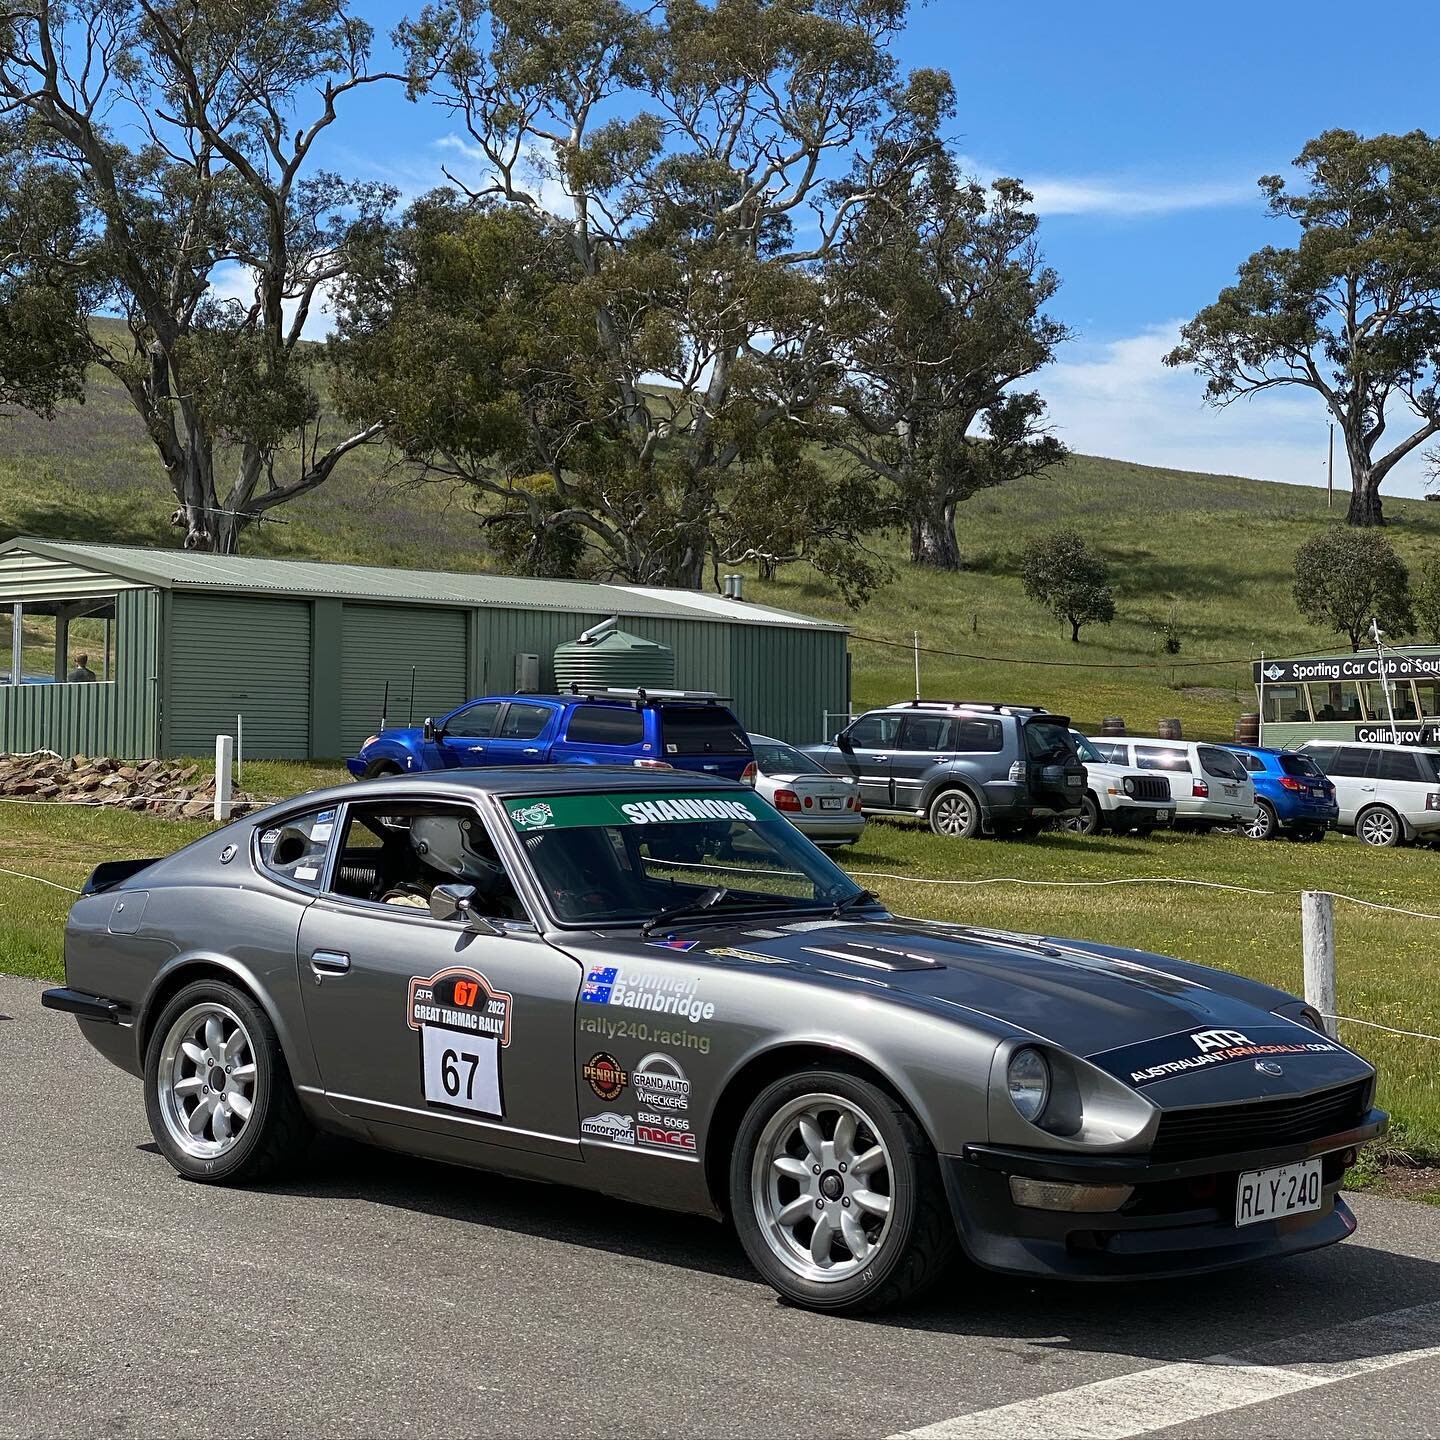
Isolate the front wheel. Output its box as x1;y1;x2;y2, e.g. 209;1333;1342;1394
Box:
362;759;404;779
1356;805;1403;848
1062;794;1102;836
927;788;980;839
144;978;312;1184
730;1069;957;1314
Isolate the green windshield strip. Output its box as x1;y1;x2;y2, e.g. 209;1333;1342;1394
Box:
505;791;768;831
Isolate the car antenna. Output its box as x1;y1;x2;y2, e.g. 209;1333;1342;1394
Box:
381;679;390;733
409;666;417;726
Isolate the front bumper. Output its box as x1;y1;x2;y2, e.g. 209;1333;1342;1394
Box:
941;1108;1386;1280
345;756;368;779
1103;803;1172;829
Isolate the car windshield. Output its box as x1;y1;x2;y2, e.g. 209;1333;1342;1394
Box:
752;740;827;776
1069;732;1102;764
503;790;864;926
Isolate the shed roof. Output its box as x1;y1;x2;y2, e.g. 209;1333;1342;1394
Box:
0;538;847;632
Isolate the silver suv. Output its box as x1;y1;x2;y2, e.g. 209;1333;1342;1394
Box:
801;702;1086;838
1297;740;1440;847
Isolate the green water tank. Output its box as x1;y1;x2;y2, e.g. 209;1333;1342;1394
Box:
553;627;676;693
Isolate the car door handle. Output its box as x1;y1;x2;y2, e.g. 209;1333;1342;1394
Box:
309;950;351;982
523;747;541;755
873;754;890;763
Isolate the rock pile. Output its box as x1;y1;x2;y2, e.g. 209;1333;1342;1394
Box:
0;752;263;818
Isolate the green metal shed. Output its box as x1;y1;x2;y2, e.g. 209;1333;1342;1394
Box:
0;538;850;760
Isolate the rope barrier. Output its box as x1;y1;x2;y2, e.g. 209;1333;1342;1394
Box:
1328;1014;1440;1045
0;865;81;894
850;870;1279;896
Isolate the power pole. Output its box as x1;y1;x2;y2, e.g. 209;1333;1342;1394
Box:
1327;423;1334;510
913;631;921;701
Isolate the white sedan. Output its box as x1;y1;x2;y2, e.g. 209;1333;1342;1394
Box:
749;734;866;848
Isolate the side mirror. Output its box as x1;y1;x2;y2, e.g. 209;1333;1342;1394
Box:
428;882;502;934
422;716;438;743
836;732;854;752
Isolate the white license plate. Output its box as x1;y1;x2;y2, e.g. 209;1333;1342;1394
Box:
1223;784;1239;796
819;797;844;810
1066;775;1082;787
1235;1158;1323;1227
1156;809;1170;821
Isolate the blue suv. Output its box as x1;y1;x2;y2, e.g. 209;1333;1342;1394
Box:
1223;744;1337;841
348;690;757;785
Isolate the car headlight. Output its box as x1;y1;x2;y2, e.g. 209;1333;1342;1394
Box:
1122;776;1135;796
1007;1047;1051;1123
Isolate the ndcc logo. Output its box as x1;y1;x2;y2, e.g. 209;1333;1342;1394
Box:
1191;1028;1251;1054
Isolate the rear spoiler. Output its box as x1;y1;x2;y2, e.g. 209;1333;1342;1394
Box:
82;857;161;895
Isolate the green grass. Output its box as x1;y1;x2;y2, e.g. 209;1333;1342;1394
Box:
3;779;1437;1183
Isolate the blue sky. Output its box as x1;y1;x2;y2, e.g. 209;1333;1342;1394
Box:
309;0;1440;496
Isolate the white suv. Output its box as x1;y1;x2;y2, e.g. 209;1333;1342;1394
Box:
1085;736;1257;829
1297;740;1440;848
1066;732;1174;834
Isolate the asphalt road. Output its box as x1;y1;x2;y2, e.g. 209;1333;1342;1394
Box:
4;971;1440;1440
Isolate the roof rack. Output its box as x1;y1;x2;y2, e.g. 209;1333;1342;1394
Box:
565;685;732;707
889;700;1050;717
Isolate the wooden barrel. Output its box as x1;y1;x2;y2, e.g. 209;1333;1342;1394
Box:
1234;712;1261;746
1157;717;1183;741
1100;716;1127;736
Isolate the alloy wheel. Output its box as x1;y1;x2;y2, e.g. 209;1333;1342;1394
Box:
1245;803;1275;840
751;1092;895;1284
156;1002;258;1160
1358;809;1400;847
931;792;974;838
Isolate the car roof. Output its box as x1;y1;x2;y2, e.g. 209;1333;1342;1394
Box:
1302;739;1440;753
875;700;1047;716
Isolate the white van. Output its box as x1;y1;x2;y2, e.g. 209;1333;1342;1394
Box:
1084;736;1257;828
1297;740;1440;847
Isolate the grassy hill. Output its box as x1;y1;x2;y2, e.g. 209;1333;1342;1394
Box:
6;348;1440;740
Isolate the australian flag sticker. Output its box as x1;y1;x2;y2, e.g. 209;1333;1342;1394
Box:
581;966;618;1005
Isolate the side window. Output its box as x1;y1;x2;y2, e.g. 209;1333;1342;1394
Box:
1373;749;1424;783
953;719;1004;752
327;801;529;922
845;713;901;748
1301;744;1338;773
1262;686;1310;724
1135;745;1190;772
565;705;646;746
1308;682;1363;723
1326;747;1373;779
1088;740;1124;764
499;702;553;740
1240;754;1265;773
896;715;952;751
256;808;337;891
445;702;502;740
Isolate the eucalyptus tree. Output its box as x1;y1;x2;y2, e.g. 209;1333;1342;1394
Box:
1167;129;1440;528
0;0;402;551
376;0;948;588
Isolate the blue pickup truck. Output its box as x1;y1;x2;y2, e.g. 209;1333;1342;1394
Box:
348;690;757;784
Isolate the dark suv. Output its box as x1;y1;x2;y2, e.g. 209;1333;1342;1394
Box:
802;702;1086;837
348;690;756;785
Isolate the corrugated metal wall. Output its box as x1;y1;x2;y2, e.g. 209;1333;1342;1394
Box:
163;594;312;758
0;589;160;757
729;624;849;742
338;604;469;753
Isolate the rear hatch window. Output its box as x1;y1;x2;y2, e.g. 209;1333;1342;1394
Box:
659;706;751;756
1199;746;1248;782
1279;753;1324;780
1023;717;1078;763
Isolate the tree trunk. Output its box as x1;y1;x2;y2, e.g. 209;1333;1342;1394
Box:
909;493;962;569
1069;617;1081;643
1346;452;1384;527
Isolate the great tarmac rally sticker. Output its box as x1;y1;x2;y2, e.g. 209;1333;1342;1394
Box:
407;966;514;1118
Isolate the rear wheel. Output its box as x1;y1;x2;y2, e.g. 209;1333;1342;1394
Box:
1356;805;1403;848
730;1069;956;1314
927;788;980;839
1244;800;1277;841
144;978;312;1184
1063;794;1102;836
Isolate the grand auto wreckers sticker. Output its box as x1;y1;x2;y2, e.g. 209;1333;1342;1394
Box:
408;966;514;1119
1088;1023;1345;1088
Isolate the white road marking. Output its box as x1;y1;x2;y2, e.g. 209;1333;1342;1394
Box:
890;1299;1440;1440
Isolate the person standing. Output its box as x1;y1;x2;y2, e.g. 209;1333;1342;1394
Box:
67;652;97;683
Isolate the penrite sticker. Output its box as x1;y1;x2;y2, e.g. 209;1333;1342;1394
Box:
583;1051;629;1101
408;966;514;1044
1089;1023;1345;1089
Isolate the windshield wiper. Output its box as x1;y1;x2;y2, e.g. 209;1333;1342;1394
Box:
640;887;796;936
831;887;880;917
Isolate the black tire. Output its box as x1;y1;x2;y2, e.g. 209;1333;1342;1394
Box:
144;977;313;1184
1245;800;1277;841
1356;805;1403;848
730;1068;957;1314
363;759;404;779
1063;794;1102;836
927;787;981;840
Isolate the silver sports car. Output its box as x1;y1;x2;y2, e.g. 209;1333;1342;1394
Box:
44;769;1385;1313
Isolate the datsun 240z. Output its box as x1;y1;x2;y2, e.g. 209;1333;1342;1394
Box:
44;769;1385;1313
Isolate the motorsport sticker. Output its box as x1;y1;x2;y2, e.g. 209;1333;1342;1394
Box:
407;966;515;1120
579;967;716;1023
1088;1024;1346;1089
504;792;759;831
583;1051;629;1101
633;1052;691;1113
581;1111;635;1145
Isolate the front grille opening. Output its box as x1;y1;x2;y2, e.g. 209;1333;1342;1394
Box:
1151;1081;1369;1164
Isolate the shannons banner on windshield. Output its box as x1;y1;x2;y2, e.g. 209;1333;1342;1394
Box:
505;792;766;831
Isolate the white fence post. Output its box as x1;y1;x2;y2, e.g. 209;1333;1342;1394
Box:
214;734;234;823
1302;890;1337;1038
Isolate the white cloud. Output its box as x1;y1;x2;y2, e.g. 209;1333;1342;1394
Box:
434;133;576;217
957;155;1255;219
1040;322;1432;498
207;262;338;342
